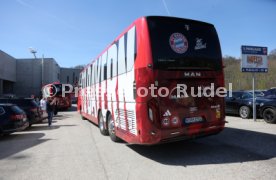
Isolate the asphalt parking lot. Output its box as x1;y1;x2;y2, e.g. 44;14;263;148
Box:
0;106;276;180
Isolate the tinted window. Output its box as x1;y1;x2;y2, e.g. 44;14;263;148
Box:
241;92;252;99
147;17;222;71
232;92;242;99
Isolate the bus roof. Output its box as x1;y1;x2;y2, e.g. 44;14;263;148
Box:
81;16;215;73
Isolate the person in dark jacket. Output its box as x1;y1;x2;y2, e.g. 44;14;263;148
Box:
46;98;54;126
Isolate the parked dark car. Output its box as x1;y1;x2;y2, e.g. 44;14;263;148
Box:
0;103;29;135
263;88;276;99
259;101;276;124
225;91;271;119
0;98;44;127
246;90;266;97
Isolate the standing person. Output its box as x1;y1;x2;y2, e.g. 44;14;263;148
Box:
46;98;54;126
52;97;59;116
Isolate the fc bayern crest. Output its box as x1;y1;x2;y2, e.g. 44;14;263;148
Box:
169;33;188;54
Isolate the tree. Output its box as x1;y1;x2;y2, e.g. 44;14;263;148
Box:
268;49;276;60
73;65;85;69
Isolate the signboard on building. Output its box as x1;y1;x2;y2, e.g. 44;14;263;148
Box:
241;45;268;72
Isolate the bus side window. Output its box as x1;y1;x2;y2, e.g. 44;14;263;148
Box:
87;65;90;87
92;62;97;85
126;26;136;72
90;64;94;85
96;58;101;83
78;74;82;87
117;35;127;75
101;52;107;81
86;68;88;88
107;43;117;79
104;63;107;80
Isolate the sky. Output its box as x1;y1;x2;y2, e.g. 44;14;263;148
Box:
0;0;276;67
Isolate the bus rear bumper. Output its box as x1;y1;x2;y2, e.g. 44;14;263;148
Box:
139;121;226;145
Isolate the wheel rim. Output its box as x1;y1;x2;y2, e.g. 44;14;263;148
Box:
264;110;274;121
108;118;115;135
240;107;248;118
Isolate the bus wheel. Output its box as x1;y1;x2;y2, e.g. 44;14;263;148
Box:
99;112;108;136
107;114;120;142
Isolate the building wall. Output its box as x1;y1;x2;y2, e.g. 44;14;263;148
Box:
15;58;60;97
0;50;16;82
60;68;81;85
1;50;79;97
41;58;60;85
0;50;16;95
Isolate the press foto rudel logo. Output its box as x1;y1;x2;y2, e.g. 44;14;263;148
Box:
58;83;232;98
42;84;57;97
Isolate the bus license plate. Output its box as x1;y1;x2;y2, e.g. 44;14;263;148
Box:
183;117;204;124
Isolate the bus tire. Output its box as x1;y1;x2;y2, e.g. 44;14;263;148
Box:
263;108;276;124
107;113;120;142
99;112;108;136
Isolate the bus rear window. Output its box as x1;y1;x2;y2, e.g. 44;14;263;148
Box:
147;16;222;71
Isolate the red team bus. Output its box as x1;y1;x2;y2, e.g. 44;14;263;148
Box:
78;16;226;144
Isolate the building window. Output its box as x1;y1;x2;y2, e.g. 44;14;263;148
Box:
73;72;75;83
67;76;69;83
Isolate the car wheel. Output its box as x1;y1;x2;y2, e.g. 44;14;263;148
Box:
239;106;251;119
263;108;276;124
107;113;120;142
99;112;108;136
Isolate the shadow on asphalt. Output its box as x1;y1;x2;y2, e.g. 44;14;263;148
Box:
54;115;73;120
26;124;77;131
0;133;50;160
128;127;276;166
